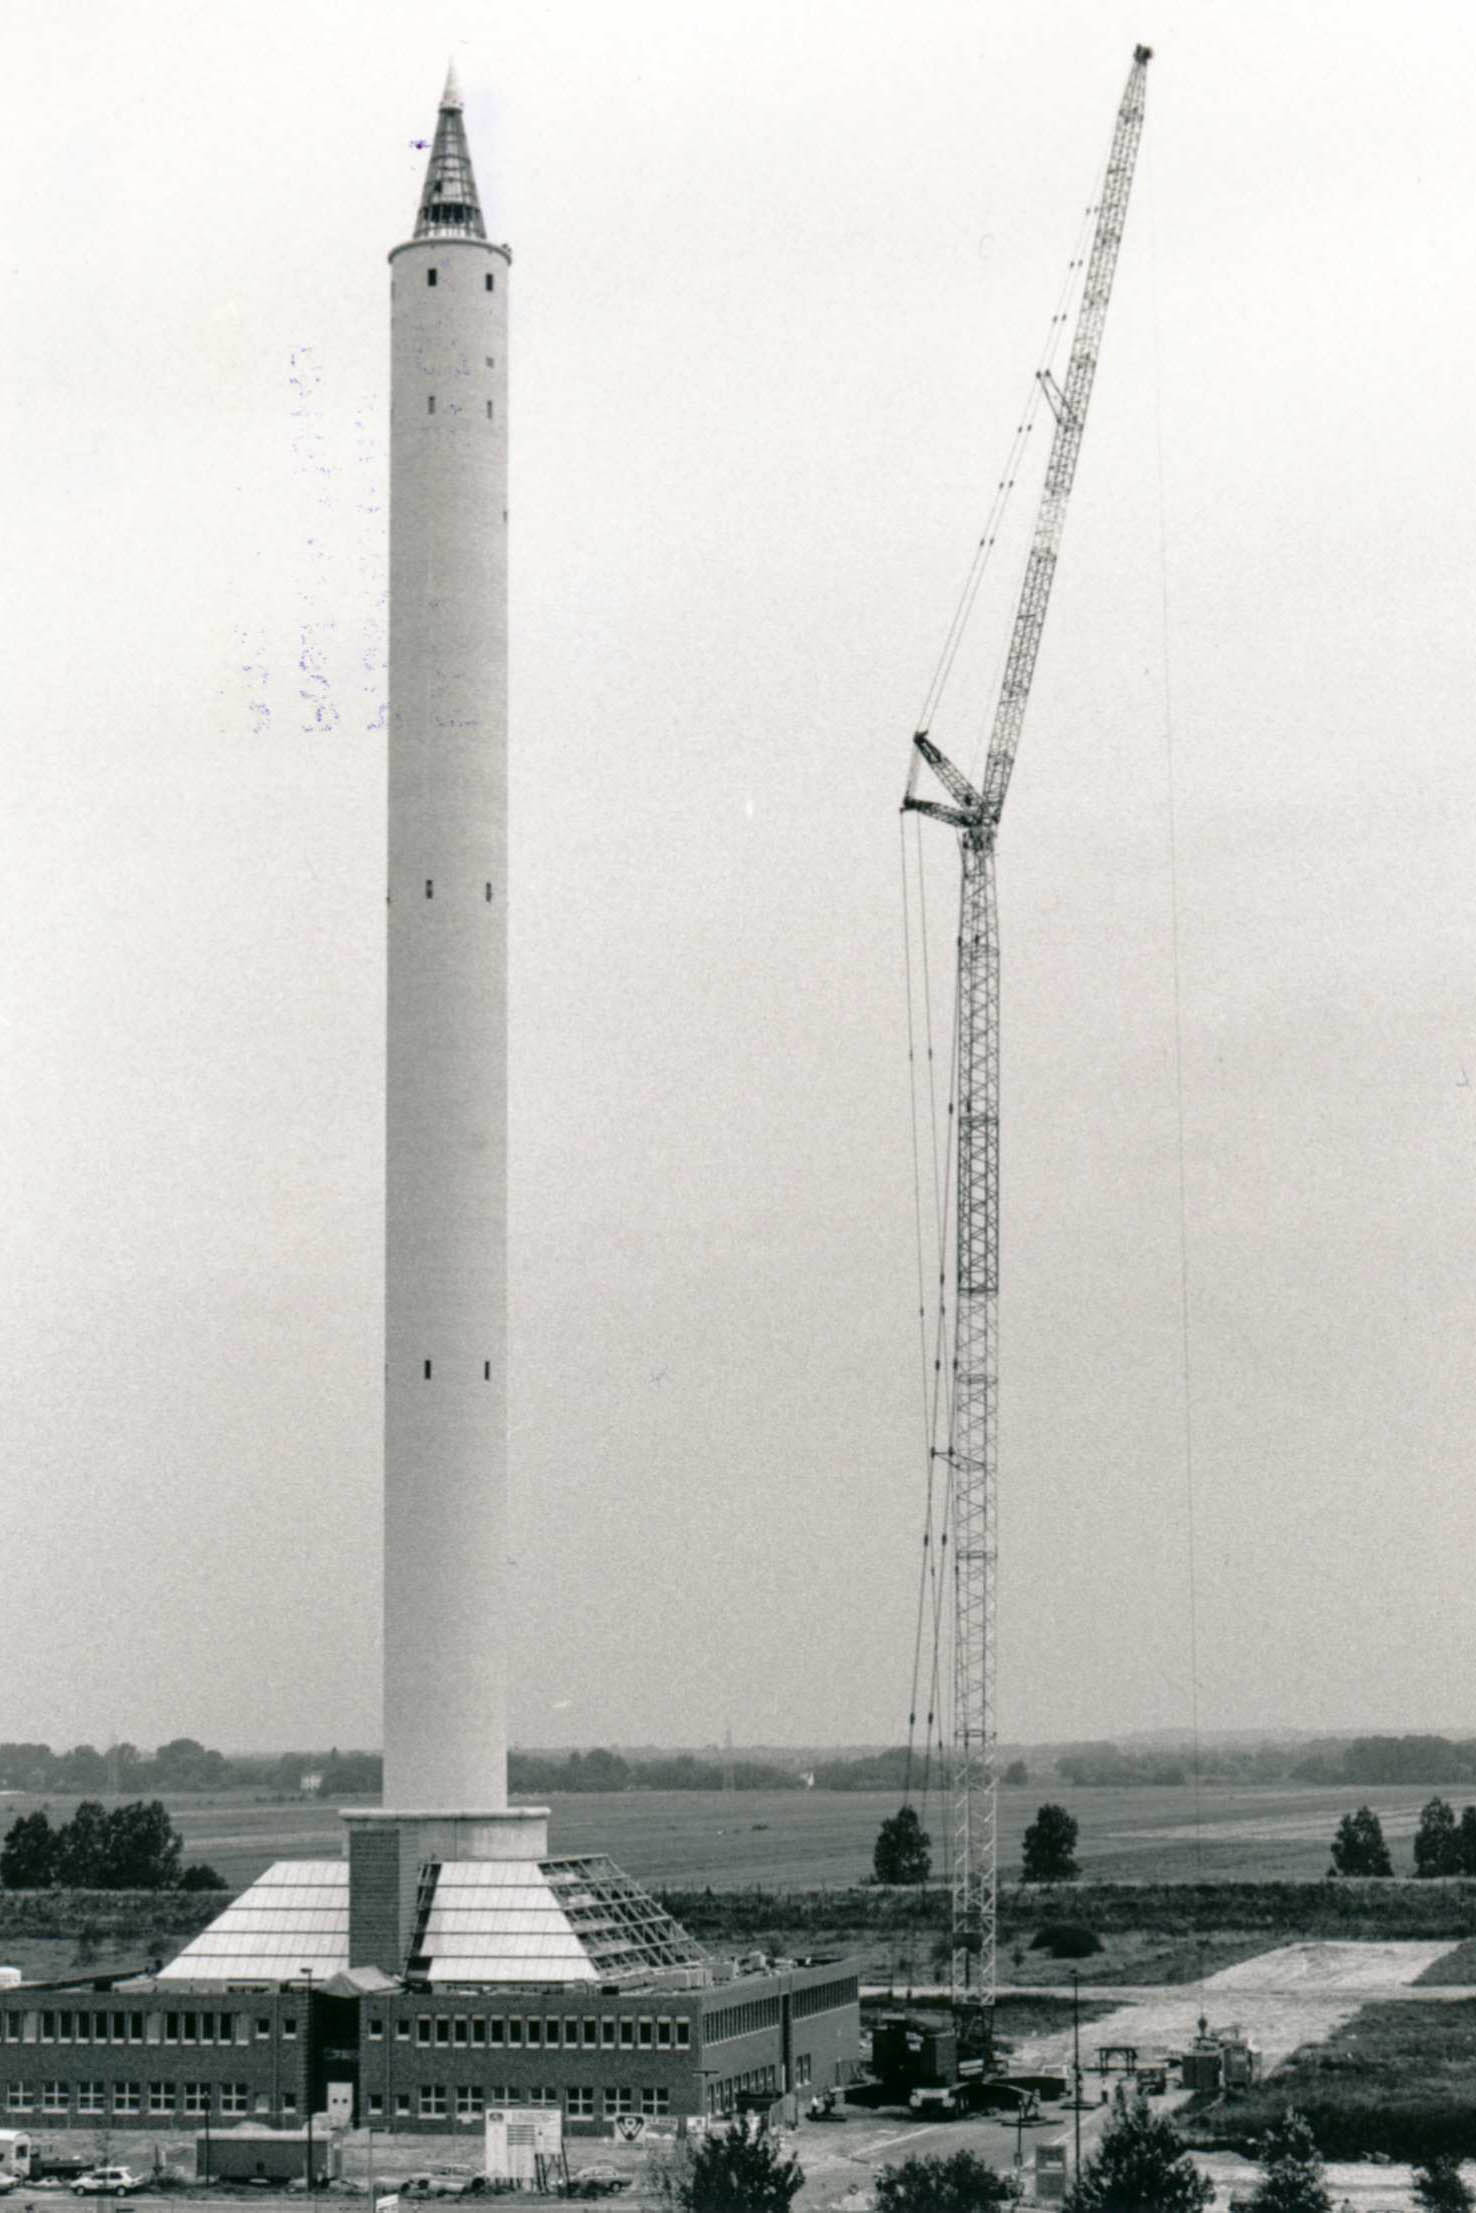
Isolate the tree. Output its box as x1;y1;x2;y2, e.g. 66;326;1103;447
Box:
1002;1760;1029;1786
1459;1808;1476;1876
676;2126;803;2213
99;1801;183;1888
873;1806;932;1885
1022;1803;1079;1882
55;1800;113;1887
0;1809;58;1888
1064;2087;1212;2213
1328;1805;1392;1877
876;2149;1019;2213
1414;1796;1462;1877
1248;2108;1331;2213
1414;2158;1476;2213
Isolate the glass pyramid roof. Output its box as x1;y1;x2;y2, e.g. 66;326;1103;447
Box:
157;1854;706;1989
157;1860;348;1982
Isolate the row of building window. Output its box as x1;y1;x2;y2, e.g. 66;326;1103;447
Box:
5;2011;289;2048
363;2085;670;2122
705;2066;779;2115
704;1996;781;2048
792;1976;858;2022
425;399;495;418
423;269;497;293
420;883;497;899
369;2013;691;2053
7;2083;266;2117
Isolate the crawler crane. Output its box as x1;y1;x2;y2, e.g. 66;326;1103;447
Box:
902;45;1151;2056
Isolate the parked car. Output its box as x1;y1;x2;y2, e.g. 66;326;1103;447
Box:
72;2173;141;2199
399;2180;476;2200
561;2170;629;2201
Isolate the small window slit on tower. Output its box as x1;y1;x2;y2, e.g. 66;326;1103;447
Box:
485;273;494;293
424;1360;433;1380
484;882;493;901
483;1361;491;1381
486;401;493;421
427;267;438;287
425;879;434;898
427;396;436;415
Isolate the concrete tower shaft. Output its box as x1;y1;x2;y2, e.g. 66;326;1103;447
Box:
383;80;511;1812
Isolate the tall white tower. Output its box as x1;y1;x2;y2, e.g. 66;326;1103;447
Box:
383;64;511;1813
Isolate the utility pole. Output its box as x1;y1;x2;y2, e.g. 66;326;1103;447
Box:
1072;1970;1082;2178
902;44;1150;2054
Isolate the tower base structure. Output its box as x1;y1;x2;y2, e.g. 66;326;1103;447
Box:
344;1807;551;1977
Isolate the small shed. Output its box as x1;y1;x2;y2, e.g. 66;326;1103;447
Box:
197;2127;341;2186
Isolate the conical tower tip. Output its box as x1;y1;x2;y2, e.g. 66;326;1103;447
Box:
411;64;485;241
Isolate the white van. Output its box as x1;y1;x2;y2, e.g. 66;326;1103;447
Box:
0;2132;33;2180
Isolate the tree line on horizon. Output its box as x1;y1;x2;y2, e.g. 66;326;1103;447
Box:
0;1739;379;1797
10;1729;1476;1799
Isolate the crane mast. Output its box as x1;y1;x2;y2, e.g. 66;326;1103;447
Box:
902;45;1150;2047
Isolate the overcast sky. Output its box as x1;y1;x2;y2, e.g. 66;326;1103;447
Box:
1;0;1473;1758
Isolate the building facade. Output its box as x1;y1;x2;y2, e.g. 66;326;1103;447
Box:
0;1961;859;2140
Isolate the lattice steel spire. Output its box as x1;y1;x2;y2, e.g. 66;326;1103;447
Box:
413;63;487;240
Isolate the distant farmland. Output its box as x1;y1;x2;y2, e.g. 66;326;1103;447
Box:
0;1782;1447;1892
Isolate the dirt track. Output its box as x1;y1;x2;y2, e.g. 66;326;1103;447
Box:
1009;1938;1455;2075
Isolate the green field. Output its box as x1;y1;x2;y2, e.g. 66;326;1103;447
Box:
0;1779;1448;1891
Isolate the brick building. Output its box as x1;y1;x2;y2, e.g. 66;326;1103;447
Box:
0;1956;857;2140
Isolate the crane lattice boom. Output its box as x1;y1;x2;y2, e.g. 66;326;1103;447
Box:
901;45;1150;2048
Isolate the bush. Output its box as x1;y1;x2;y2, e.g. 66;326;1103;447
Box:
876;2149;1019;2212
675;2127;803;2213
1030;1921;1102;1958
1415;2159;1476;2213
176;1864;228;1892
